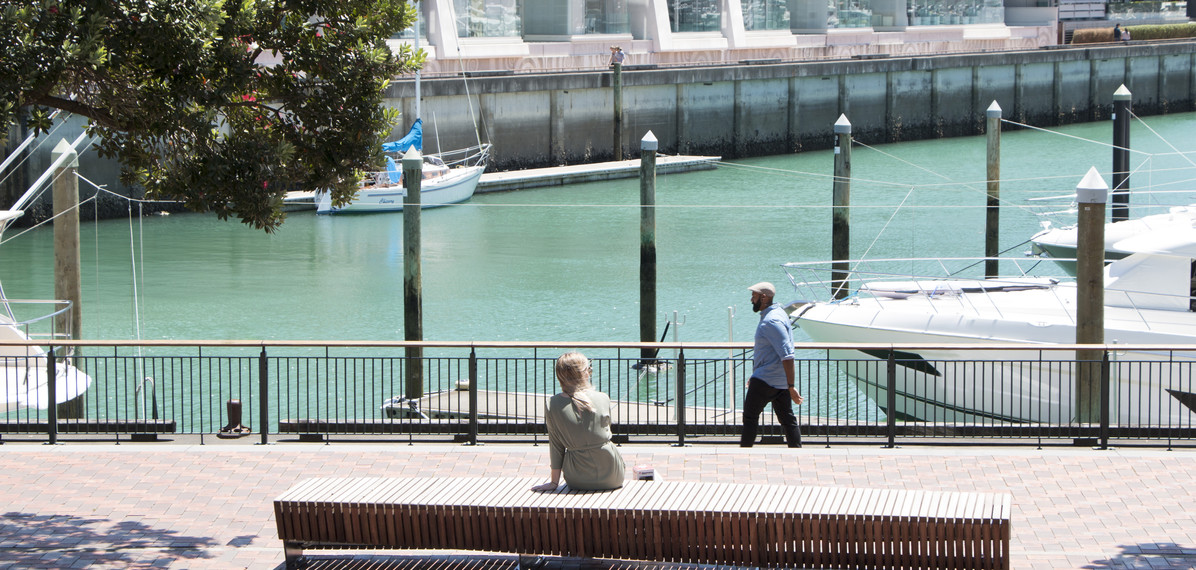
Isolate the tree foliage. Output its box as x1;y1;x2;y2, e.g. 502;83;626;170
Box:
0;0;422;231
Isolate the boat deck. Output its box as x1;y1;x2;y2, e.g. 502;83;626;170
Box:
283;155;719;211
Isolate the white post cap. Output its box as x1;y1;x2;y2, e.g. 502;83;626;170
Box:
51;139;78;168
402;147;422;169
1076;166;1109;204
834;114;851;134
641;130;657;151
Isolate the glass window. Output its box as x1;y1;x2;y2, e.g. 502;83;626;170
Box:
394;2;428;39
455;0;523;38
586;0;631;34
742;0;790;30
831;0;872;27
667;0;722;32
908;0;1002;24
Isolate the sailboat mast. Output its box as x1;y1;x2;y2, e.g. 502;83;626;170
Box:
413;4;421;126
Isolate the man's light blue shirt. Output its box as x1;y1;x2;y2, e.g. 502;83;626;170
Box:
752;303;795;390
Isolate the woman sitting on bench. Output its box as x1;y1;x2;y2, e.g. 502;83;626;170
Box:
532;352;626;491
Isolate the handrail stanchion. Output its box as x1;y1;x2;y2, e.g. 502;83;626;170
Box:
1099;350;1110;450
259;346;269;445
675;347;686;447
47;347;58;445
468;347;478;446
886;351;897;448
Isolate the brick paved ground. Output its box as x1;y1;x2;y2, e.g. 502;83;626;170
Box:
0;441;1193;569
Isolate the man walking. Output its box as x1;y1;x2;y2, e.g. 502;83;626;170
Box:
741;281;803;447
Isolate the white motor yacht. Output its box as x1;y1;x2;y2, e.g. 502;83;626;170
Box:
785;230;1196;426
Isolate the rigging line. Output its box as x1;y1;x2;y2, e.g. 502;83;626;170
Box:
851;138;1044;216
1130;109;1196;169
852;185;917;271
948;239;1036;275
127;202;143;351
1000;118;1151;156
0;194;98;248
443;202;1005;210
0;112;72;187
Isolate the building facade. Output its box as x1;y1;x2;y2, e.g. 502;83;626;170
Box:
398;0;1058;74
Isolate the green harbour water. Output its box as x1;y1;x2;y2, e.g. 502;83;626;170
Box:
4;113;1196;347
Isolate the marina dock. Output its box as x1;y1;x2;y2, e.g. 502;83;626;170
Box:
282;154;719;211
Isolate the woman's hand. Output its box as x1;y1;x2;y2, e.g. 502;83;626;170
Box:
531;481;559;492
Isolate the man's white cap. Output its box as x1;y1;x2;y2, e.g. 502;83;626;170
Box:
748;282;775;297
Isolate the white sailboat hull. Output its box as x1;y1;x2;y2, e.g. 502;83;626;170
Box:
315;165;484;214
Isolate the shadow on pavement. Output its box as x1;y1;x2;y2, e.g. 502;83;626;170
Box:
0;511;217;566
1085;542;1196;569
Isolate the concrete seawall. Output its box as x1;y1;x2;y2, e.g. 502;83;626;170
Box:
6;41;1196;222
395;41;1196;171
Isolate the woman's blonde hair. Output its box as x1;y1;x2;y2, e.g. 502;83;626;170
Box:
555;351;594;413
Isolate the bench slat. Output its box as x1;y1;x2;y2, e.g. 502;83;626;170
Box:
274;477;1011;570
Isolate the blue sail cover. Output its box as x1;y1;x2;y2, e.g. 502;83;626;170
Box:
382;119;422;153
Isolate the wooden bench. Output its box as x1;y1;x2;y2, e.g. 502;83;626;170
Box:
274;476;1011;569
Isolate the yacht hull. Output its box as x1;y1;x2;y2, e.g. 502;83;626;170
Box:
795;291;1196;426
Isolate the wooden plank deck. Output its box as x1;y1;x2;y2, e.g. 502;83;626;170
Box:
275;476;1012;570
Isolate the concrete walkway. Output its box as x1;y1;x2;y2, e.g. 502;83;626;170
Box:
0;441;1193;569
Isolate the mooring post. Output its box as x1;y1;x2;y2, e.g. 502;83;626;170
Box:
832;115;852;300
1111;85;1132;223
51;139;83;419
640;131;658;363
613;62;623;161
46;347;57;445
985;102;1002;279
1075;166;1108;424
402;148;424;399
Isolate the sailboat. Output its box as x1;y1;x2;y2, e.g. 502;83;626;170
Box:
316;11;490;215
0;131;93;413
314;118;490;214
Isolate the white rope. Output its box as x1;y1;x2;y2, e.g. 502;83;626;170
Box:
1000;118;1150;155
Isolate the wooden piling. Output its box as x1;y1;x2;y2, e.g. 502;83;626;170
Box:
985;102;1002;279
613;63;623;161
51;139;83;419
402;149;424;399
1075;167;1108;423
832;115;852;300
1111;85;1132;223
51;139;80;344
640;131;657;362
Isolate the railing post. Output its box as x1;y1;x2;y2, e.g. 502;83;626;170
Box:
47;347;58;445
467;347;478;446
259;346;269;445
1099;350;1110;450
674;348;686;447
886;352;897;448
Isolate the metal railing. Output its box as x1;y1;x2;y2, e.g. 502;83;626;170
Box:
2;340;1195;447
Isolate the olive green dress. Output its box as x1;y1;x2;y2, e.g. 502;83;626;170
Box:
545;389;626;490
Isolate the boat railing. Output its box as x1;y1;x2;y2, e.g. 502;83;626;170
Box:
781;256;1073;302
0;299;76;347
2;339;1195;447
429;142;491;169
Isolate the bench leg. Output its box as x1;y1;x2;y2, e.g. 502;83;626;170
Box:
283;541;304;569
